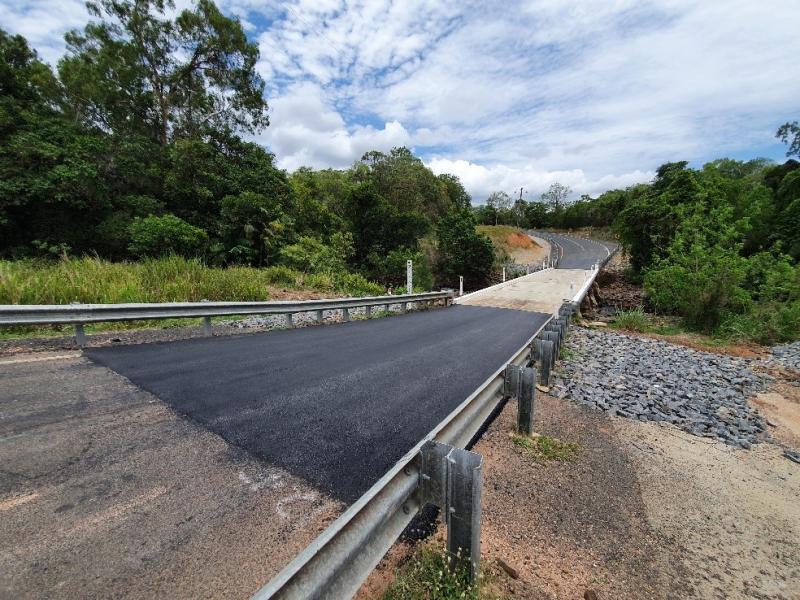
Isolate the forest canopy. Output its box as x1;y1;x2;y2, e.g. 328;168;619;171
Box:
0;0;797;343
0;2;492;290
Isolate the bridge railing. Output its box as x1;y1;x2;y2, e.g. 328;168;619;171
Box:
0;291;453;346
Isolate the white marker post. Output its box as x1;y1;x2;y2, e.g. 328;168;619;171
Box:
406;259;413;294
459;276;464;296
502;267;506;282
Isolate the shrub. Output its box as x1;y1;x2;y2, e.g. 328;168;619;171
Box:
279;233;353;273
262;265;300;287
332;271;384;296
365;248;433;291
612;307;650;332
128;214;207;258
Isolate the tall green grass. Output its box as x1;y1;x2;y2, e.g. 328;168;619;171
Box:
0;256;384;304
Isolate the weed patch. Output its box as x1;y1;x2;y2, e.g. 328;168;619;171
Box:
382;543;502;600
512;433;580;461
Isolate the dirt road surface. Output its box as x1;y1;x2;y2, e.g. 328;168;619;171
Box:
0;352;343;599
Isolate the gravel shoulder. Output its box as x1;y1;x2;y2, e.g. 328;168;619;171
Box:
364;327;800;600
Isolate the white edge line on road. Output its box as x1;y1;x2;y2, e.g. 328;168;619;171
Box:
0;353;82;366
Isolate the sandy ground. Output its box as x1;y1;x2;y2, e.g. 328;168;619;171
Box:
509;236;550;265
0;353;343;599
363;374;800;600
458;268;592;314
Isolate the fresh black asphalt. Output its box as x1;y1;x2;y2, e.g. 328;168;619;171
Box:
86;305;548;503
533;231;617;269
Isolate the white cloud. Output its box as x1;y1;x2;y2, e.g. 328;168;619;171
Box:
426;158;654;203
254;82;410;171
3;0;799;202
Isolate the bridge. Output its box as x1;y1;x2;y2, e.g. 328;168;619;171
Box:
0;232;615;599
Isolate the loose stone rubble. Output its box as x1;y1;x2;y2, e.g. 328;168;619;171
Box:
220;302;419;329
551;327;769;449
769;341;800;373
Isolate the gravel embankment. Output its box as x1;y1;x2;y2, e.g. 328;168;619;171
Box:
220;303;411;329
769;341;800;373
551;327;769;448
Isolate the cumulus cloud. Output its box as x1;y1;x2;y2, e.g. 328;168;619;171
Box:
253;82;411;170
426;158;654;203
4;0;799;202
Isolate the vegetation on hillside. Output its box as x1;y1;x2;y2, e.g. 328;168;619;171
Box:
1;0;797;344
0;2;494;294
475;225;542;267
480;155;800;344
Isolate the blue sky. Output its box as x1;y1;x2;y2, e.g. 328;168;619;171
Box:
2;0;799;201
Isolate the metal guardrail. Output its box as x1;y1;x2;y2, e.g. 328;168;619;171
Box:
0;292;453;325
253;260;609;599
252;311;553;600
0;291;453;346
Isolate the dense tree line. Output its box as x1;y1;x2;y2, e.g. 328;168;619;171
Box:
0;0;493;290
475;152;799;342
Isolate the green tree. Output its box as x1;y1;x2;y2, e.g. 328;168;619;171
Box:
436;210;494;289
358;147;454;223
60;0;267;145
777;121;800;158
128;214;207;257
216;191;293;266
486;191;511;225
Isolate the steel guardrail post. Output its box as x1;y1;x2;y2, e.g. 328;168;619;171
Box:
517;366;535;435
315;309;323;324
342;308;349;322
365;305;372;319
445;446;483;582
69;302;86;347
74;322;86;348
538;339;554;386
201;299;213;336
506;364;536;435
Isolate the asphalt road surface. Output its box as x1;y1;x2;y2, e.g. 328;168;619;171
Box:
86;305;548;503
534;231;617;269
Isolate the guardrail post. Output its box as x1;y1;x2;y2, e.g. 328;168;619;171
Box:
420;442;483;584
285;313;293;328
542;329;560;359
446;446;483;581
74;323;86;348
402;302;408;314
538;339;554;386
365;305;372;319
200;299;213;336
315;309;323;324
505;365;536;435
342;308;350;322
69;302;87;347
459;276;464;297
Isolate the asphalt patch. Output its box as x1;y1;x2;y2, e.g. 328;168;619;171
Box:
86;305;547;504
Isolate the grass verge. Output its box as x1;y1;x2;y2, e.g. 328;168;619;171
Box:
605;309;769;353
511;433;580;461
0;256;392;339
381;543;502;600
0;255;384;304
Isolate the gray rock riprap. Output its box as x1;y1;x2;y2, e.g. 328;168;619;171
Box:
220;303;418;329
769;341;800;373
551;327;769;448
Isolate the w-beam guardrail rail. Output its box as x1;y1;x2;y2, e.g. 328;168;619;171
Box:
252;292;586;600
0;291;454;347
